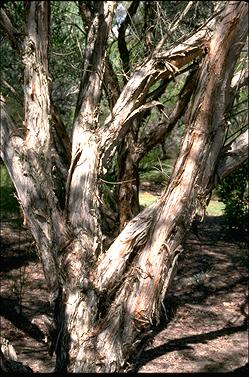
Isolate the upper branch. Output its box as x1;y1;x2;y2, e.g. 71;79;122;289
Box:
73;1;116;138
66;2;116;230
99;19;212;167
79;1;120;110
217;130;249;181
117;1;140;83
0;8;23;50
23;1;51;152
136;66;199;160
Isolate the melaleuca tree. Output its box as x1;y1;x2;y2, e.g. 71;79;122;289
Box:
0;1;248;372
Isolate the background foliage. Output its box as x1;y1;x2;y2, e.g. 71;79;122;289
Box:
218;159;249;233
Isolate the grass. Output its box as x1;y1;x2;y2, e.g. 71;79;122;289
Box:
139;191;158;207
0;164;20;218
206;199;225;216
139;190;225;217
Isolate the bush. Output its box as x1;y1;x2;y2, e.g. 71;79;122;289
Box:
218;159;249;233
0;164;20;218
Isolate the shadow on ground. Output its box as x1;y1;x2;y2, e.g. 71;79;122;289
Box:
132;216;248;373
0;215;248;373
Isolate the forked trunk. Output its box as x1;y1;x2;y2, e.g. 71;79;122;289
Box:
56;3;247;372
0;1;247;373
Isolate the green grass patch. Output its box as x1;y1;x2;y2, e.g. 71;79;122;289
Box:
206;200;225;216
139;190;225;217
139;191;158;207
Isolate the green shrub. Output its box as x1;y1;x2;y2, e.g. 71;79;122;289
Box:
218;159;249;233
0;164;20;218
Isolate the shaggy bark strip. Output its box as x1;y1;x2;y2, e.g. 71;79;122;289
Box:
1;3;67;292
67;1;115;232
56;3;116;372
0;99;63;294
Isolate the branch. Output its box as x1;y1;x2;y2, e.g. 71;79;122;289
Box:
67;2;116;230
231;68;248;90
99;30;206;167
117;1;140;83
103;56;121;110
136;66;199;160
50;100;72;163
225;68;249;111
142;1;157;56
0;97;65;293
95;199;161;293
217;130;249;181
0;8;23;50
23;2;51;152
79;2;120;110
169;1;195;33
73;1;116;130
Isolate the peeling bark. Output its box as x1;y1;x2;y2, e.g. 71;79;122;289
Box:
93;3;248;371
99;11;216;166
55;2;116;371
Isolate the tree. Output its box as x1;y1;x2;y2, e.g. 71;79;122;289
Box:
0;1;248;372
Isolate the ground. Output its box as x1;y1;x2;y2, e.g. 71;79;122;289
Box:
0;202;248;373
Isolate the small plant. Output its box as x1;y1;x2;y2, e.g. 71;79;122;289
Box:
218;159;249;234
0;163;20;218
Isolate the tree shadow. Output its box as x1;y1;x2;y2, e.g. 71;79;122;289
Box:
0;296;45;343
0;224;37;272
0;250;38;272
132;322;248;372
131;215;248;372
232;362;249;374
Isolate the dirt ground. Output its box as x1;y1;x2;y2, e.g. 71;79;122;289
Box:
0;214;248;373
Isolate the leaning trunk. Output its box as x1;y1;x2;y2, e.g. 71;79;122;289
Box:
92;3;248;371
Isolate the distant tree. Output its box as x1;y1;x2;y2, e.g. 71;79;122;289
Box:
0;1;248;372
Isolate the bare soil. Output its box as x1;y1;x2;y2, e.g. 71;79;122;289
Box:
0;214;248;373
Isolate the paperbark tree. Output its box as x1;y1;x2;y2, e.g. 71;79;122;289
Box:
0;1;248;373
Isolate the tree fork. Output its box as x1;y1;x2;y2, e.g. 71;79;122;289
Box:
92;2;248;371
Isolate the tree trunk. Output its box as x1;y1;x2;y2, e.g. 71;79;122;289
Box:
53;2;116;372
93;2;248;371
